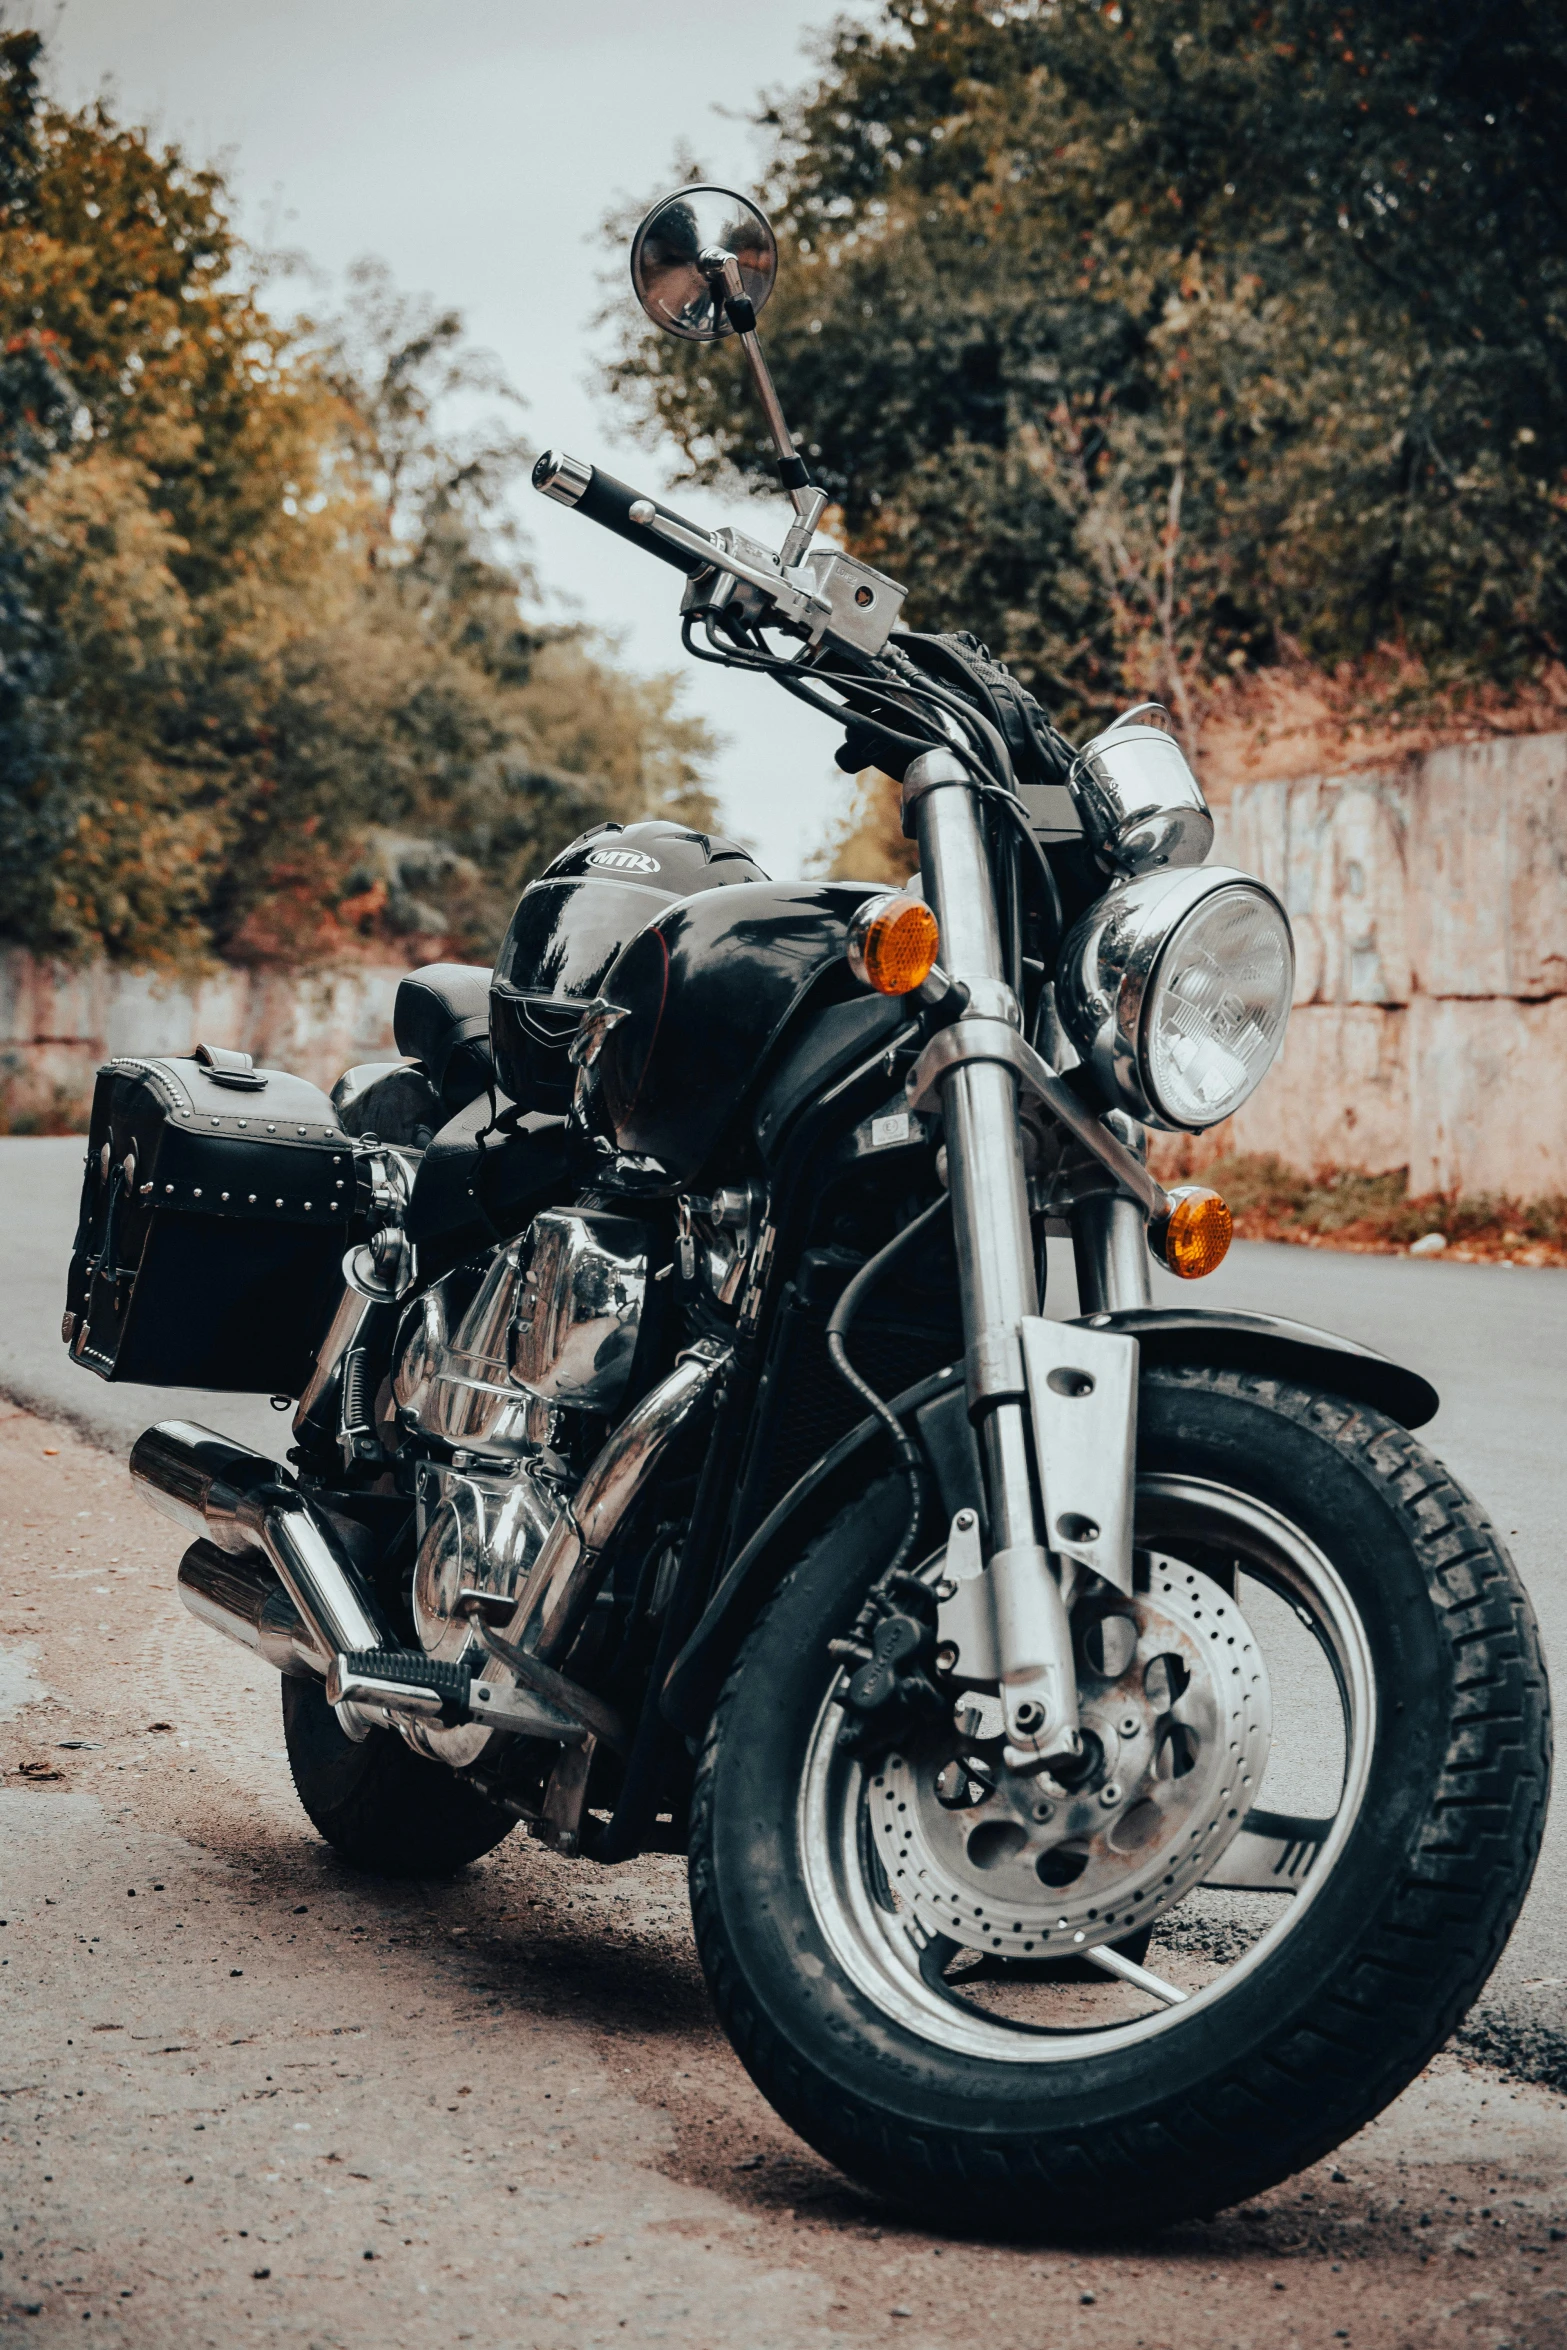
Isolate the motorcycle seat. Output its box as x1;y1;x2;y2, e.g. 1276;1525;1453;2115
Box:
393;962;496;1114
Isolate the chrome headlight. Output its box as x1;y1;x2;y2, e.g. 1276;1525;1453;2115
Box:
1056;866;1294;1131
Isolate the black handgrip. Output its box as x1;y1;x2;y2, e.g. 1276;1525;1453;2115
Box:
532;450;714;579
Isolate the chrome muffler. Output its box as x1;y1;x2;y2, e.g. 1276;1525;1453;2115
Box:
131;1421;394;1671
177;1536;320;1677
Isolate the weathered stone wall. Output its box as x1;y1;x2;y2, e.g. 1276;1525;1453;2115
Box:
6;729;1566;1190
0;954;407;1116
1181;731;1567;1196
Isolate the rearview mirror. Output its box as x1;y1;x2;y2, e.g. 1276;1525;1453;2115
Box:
630;185;778;342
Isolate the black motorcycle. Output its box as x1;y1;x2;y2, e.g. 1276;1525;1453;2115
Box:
65;187;1549;2235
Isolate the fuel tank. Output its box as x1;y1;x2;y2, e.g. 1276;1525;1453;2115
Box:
576;881;878;1182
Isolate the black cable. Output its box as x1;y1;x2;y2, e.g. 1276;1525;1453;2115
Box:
685;608;1070;988
685;611;981;783
682;605;1067;981
979;783;1067;962
826;1196;950;1581
685;609;1006;788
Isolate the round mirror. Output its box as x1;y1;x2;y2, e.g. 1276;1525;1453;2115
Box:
630;185;778;342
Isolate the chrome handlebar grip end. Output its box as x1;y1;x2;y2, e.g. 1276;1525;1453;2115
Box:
531;450;593;508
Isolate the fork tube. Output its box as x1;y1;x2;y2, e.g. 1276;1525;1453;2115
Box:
908;757;1038;1554
1072;1195;1155;1315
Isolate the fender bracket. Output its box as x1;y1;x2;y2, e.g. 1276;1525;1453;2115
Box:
660;1306;1437;1741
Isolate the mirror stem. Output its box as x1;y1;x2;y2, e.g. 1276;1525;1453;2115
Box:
779;486;828;570
741;333;814;513
711;253;815;517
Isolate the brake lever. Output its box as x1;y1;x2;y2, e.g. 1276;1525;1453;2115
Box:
628;499;830;633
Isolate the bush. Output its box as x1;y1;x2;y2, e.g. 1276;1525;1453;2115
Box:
0;32;715;971
1199;1152;1567;1262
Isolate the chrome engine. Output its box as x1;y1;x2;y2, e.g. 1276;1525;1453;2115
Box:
392;1208;650;1674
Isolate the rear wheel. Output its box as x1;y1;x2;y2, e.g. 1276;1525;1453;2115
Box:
281;1675;515;1878
688;1365;1550;2235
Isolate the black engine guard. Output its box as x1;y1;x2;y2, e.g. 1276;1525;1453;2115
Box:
659;1305;1439;1741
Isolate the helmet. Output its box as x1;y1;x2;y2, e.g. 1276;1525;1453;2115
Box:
489;819;768;1112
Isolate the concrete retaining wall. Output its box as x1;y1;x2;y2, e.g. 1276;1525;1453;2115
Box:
0;954;406;1115
1167;731;1567;1197
6;728;1566;1191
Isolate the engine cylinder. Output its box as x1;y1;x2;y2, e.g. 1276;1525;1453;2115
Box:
411;1462;564;1667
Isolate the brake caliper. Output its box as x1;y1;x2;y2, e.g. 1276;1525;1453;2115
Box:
832;1568;946;1758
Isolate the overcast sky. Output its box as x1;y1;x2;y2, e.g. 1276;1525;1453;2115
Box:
44;0;882;875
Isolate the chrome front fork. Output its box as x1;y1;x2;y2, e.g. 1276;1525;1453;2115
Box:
910;753;1148;1764
1073;1191;1154;1315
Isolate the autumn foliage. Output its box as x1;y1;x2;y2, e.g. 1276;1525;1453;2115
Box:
610;0;1567;755
0;30;712;970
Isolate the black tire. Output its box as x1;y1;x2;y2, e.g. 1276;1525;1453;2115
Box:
281;1674;515;1878
688;1365;1551;2236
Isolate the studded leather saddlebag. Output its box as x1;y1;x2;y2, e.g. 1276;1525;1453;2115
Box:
63;1050;369;1395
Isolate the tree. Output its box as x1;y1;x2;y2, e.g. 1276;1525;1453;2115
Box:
608;1;1567;743
0;29;715;969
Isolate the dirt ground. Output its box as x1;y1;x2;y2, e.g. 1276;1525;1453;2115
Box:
2;1401;1565;2350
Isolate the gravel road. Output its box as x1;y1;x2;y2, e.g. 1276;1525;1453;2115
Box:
2;1134;1565;2345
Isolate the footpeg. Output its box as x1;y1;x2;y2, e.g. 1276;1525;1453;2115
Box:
326;1648;586;1741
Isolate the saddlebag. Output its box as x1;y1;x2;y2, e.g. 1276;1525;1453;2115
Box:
63;1052;368;1395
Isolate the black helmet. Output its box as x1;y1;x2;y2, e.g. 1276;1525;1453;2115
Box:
489;818;768;1112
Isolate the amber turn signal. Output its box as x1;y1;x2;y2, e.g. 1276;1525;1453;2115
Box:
1150;1185;1233;1280
846;892;940;996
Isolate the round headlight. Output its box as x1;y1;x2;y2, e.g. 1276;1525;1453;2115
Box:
1055;866;1294;1131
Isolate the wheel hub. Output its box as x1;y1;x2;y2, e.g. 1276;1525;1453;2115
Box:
867;1558;1271;1957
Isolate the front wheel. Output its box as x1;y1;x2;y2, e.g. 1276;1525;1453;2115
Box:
688;1365;1550;2235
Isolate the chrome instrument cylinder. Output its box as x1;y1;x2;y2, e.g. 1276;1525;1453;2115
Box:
1068;715;1213;875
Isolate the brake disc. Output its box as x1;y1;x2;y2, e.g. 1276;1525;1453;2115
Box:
866;1557;1271;1958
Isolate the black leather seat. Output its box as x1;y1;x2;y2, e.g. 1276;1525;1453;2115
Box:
393;963;496;1114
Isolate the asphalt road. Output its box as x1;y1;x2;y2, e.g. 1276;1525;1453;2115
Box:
5;1407;1565;2350
3;1136;1564;2052
3;1133;1566;2344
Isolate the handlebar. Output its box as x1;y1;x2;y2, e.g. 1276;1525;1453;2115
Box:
531;450;714;580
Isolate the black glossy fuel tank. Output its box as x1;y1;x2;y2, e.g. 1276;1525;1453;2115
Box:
490;819;767;1111
576;880;879;1182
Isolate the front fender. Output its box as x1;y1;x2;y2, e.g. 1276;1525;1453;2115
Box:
660;1306;1438;1742
1095;1306;1438;1430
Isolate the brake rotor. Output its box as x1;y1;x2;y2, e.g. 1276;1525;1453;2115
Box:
866;1557;1271;1958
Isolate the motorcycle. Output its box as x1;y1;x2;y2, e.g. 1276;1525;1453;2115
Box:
64;186;1549;2236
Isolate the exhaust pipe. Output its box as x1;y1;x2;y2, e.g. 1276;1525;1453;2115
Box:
177;1537;320;1677
131;1422;393;1666
507;1337;731;1664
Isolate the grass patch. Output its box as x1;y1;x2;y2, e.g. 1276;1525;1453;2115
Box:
1199;1154;1567;1264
